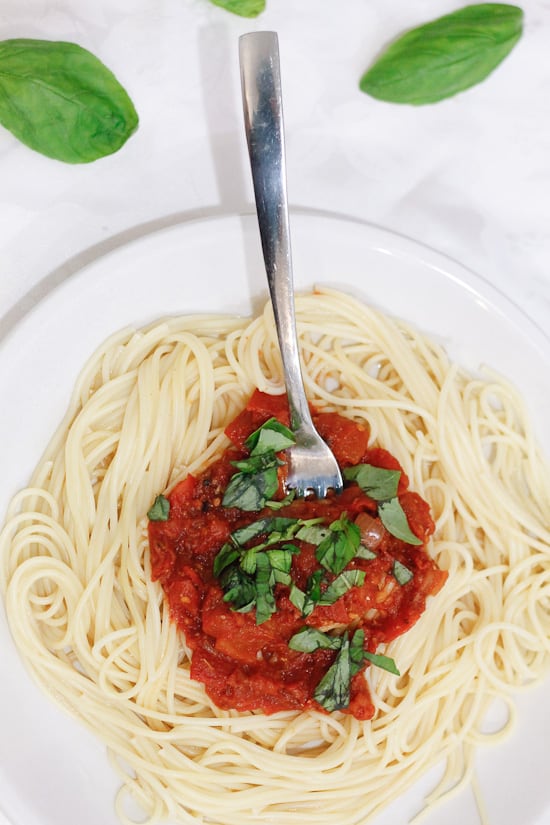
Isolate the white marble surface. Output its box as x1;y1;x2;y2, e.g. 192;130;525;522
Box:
0;1;549;825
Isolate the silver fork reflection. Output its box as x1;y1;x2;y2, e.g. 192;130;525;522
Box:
239;31;343;498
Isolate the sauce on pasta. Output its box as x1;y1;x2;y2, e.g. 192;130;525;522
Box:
148;390;447;718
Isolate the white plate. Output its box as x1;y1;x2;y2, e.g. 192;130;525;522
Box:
0;211;549;825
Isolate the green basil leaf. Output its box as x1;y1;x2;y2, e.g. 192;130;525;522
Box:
289;569;324;617
240;548;258;575
359;4;523;105
319;569;366;605
356;545;378;561
222;466;279;511
296;522;331;545
316;515;361;575
0;39;138;162
392;559;414;585
364;650;400;676
254;553;276;624
344;464;400;501
349;629;367;676
245;417;295;455
266;546;296;575
208;0;266;18
231;452;281;473
313;635;352;712
378;498;422;545
288;627;343;653
147;494;170;522
213;542;240;577
230;516;298;547
220;565;256;612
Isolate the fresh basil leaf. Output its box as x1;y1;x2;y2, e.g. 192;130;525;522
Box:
378;499;422;545
254;553;276;624
213;542;240;577
319;569;366;605
392;559;414;585
208;0;266;18
288;627;342;653
359;3;523;105
344;464;400;501
316;515;361;575
222;465;279;511
245;417;295;455
364;650;400;676
147;494;170;522
313;635;352;712
220;566;256;612
0;39;138;162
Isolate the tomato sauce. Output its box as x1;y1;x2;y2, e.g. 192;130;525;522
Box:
148;390;447;719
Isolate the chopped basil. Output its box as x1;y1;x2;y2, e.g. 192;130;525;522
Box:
222;418;295;512
230;516;297;547
254;553;277;624
289;569;324;617
378;499;422;546
363;650;401;675
213;542;240;577
231;452;283;474
147;494;170;522
220;565;256;612
309;628;400;712
296;522;331;545
315;514;361;575
244;417;295;455
222;464;279;511
314;635;353;712
359;4;523;106
356;545;378;561
392;559;414;585
288;627;342;653
344;464;400;501
319;569;366;604
240;548;258;575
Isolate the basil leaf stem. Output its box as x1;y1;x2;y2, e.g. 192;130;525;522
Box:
359;3;523;105
0;39;138;162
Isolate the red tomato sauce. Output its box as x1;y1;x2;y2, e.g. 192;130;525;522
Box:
148;390;447;720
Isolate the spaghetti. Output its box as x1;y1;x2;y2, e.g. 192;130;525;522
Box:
1;287;550;825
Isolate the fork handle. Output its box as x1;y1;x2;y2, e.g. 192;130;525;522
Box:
239;31;314;432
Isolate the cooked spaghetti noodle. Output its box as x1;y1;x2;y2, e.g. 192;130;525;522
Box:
1;287;549;824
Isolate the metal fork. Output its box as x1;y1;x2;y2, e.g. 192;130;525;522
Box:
239;31;343;498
